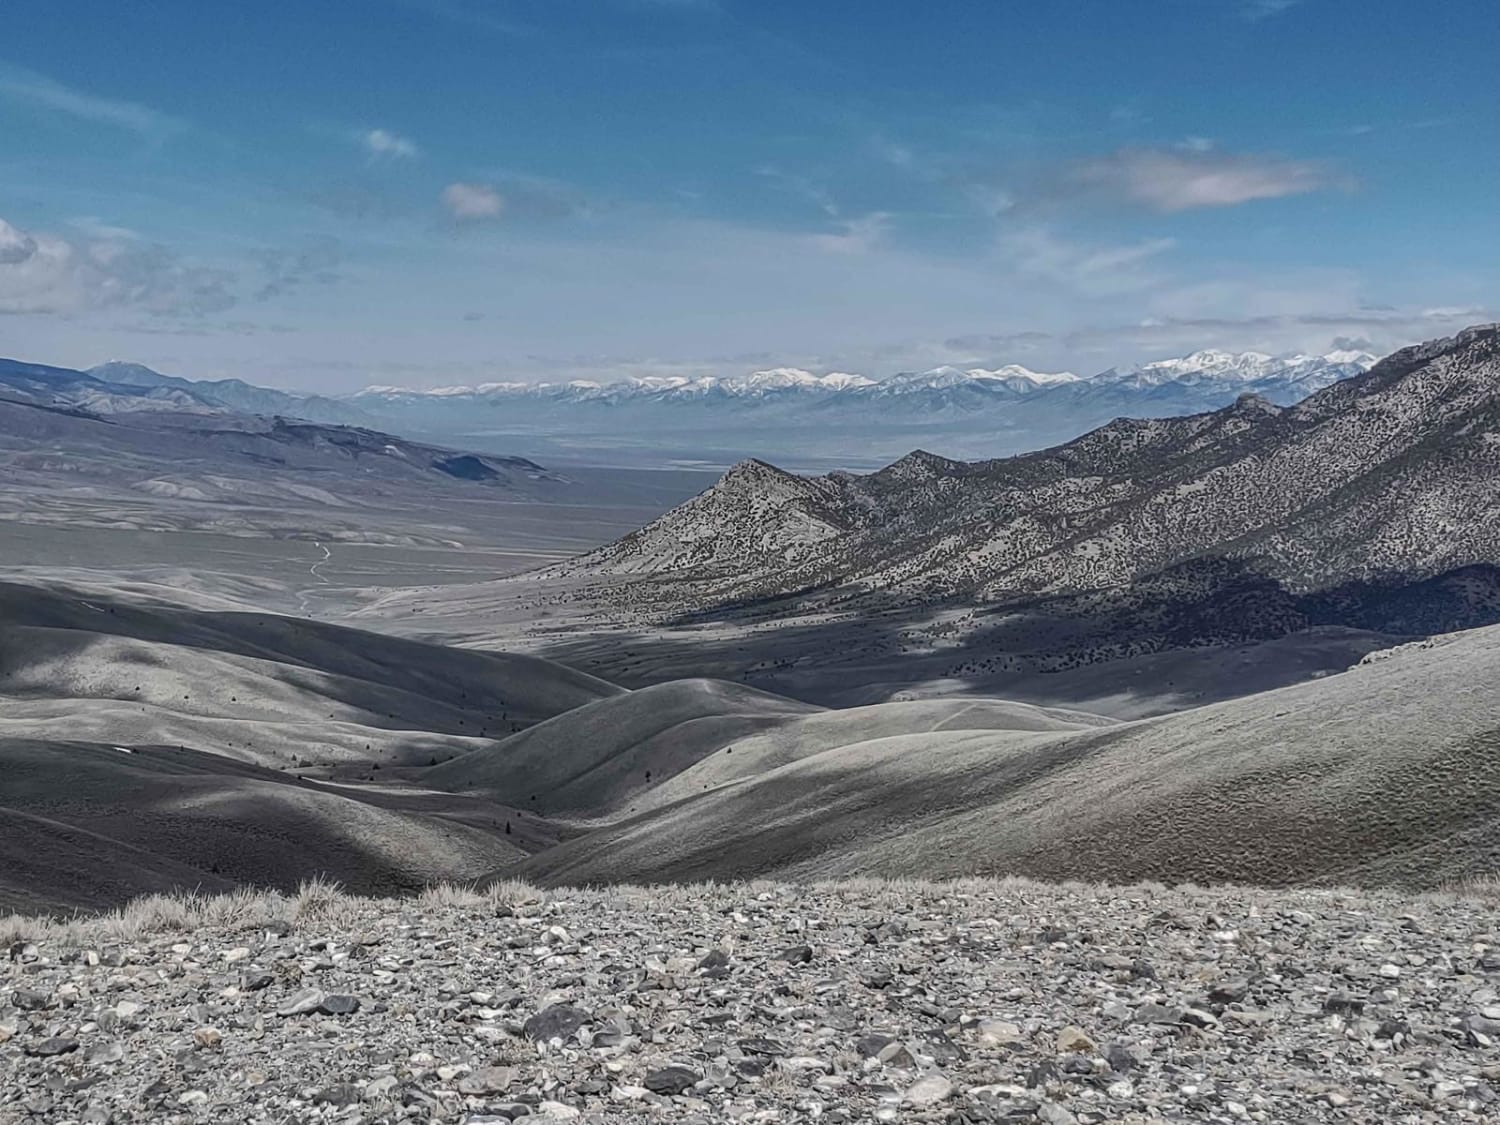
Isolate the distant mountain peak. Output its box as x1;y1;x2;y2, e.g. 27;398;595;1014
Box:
727;368;874;392
881;448;965;480
721;456;792;481
714;457;817;499
1229;391;1283;416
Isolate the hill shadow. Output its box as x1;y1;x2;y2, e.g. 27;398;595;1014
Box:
528;559;1500;712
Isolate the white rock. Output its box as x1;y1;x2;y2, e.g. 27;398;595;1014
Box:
977;1018;1022;1045
902;1073;954;1107
363;1076;399;1100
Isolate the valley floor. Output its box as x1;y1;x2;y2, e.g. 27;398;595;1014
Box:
3;878;1499;1124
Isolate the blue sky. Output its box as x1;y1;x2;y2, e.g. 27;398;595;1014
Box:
1;0;1496;391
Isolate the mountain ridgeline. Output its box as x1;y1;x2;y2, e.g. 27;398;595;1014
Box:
549;325;1500;658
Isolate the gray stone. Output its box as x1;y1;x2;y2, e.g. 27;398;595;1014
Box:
644;1066;700;1095
25;1036;79;1057
318;993;360;1016
276;988;325;1017
523;1003;589;1043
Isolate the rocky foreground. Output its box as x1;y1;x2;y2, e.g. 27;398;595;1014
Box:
3;879;1500;1124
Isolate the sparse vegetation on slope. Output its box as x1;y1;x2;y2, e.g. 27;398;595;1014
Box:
515;621;1500;891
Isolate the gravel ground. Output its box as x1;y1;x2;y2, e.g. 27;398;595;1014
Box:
4;878;1500;1124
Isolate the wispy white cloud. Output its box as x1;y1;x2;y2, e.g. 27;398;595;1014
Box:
756;166;889;252
441;181;506;220
359;127;420;160
65;217;143;242
1240;0;1302;20
1060;147;1337;211
0;63;183;137
487;173;592;220
754;164;839;217
1003;227;1177;295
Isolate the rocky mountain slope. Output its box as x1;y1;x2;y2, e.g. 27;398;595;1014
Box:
356;327;1497;712
571;326;1497;602
408;324;1493;691
5;879;1498;1124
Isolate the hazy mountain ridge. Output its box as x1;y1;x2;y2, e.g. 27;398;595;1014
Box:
0;357;371;427
0;357;561;501
87;361;371;426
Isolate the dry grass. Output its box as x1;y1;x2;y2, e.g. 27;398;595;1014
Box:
1432;872;1500;904
1;876;341;947
3;872;1495;948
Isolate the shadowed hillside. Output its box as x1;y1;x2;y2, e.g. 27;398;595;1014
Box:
510;624;1500;890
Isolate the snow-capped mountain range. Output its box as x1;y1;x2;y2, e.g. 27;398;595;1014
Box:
352;348;1375;407
341;347;1378;465
361;367;877;404
2;346;1382;468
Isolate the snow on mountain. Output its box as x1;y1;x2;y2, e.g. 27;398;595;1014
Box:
49;347;1381;468
349;349;1372;407
354;368;875;403
875;364;1081;395
556;324;1500;665
330;347;1383;464
1092;348;1378;390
